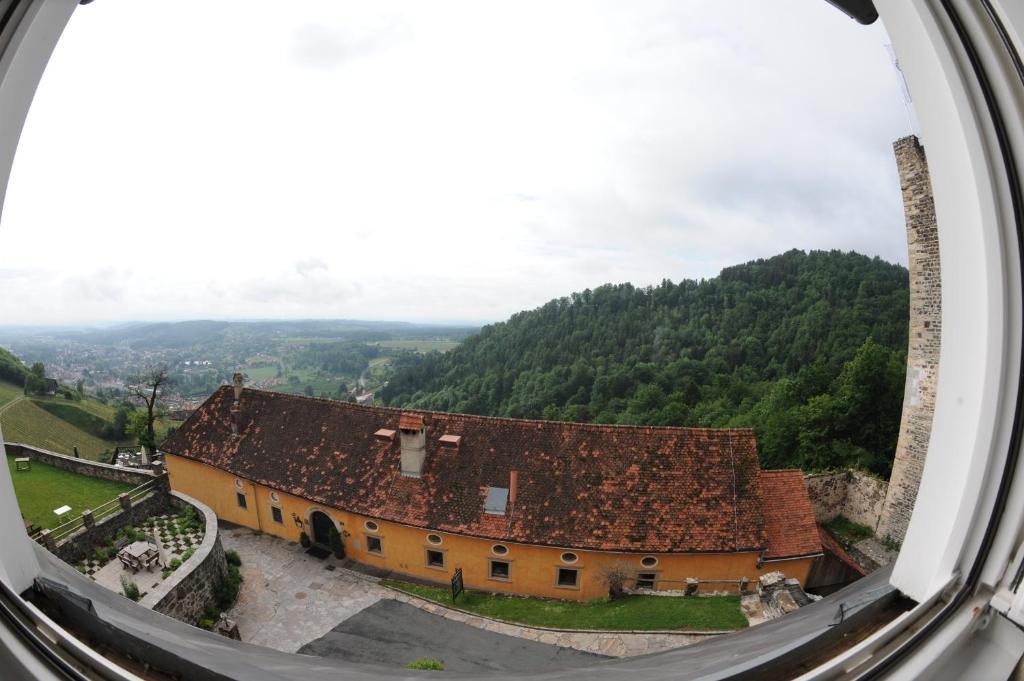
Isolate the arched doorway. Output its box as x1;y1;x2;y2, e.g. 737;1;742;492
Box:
310;510;334;547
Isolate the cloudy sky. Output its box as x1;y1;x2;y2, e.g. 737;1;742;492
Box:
0;1;910;326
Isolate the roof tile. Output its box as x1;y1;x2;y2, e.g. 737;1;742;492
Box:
163;387;818;556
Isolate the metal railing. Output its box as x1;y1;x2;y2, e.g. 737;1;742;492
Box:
43;479;158;545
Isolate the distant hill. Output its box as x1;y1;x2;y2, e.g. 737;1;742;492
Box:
36;319;479;350
382;250;910;477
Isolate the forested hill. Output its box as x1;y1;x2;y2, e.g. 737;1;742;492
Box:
381;250;910;477
0;346;27;386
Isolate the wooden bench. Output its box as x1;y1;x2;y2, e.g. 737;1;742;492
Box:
14;457;30;471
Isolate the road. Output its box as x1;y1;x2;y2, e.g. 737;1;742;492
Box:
298;599;606;672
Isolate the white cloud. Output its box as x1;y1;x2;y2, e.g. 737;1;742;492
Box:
0;0;910;325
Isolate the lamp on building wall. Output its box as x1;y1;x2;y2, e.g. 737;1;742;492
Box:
292;513;303;528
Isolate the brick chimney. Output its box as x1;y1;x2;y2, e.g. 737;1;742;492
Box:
399;413;426;477
509;470;518;512
230;373;244;436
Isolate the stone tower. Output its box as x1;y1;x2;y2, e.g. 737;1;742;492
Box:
876;135;941;544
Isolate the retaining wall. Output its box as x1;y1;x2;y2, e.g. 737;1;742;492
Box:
50;479;171;564
5;442;157;486
805;470;888;530
142;491;228;625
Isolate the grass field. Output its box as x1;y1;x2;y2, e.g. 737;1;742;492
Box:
371;340;461;353
1;398;117;460
244;365;278;382
0;381;22;409
7;456;132;530
382;580;747;631
0;380;180;461
32;400;111;439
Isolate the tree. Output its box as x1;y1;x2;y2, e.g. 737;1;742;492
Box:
598;561;633;599
24;362;47;395
126;367;174;451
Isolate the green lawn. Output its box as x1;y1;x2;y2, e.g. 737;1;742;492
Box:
826;515;874;547
0;381;22;409
382;580;747;631
6;456;133;530
244;365;279;382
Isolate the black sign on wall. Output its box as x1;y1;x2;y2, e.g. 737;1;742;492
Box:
451;567;464;602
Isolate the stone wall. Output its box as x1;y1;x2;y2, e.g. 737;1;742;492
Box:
805;470;888;530
5;442;157;487
876;135;942;544
49;478;171;565
141;491;227;625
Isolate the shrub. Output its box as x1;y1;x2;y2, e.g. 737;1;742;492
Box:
225;549;242;567
299;531;311;548
120;576;140;602
598;561;632;599
169;557;182;571
93;546;111;563
405;658;444;671
213;564;243;611
198;605;221;630
76;562;86;574
329;526;345;559
161;569;172;579
181;548;195;562
181;505;203;532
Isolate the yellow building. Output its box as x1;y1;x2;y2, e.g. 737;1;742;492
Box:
162;379;822;601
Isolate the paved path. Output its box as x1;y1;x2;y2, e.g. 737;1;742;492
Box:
299;599;604;672
221;526;714;658
221;525;388;652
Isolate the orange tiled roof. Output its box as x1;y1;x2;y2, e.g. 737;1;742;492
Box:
817;525;866;575
758;470;823;559
163;386;819;556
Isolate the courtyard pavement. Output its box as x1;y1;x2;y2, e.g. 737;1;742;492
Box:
220;525;714;660
220;524;387;652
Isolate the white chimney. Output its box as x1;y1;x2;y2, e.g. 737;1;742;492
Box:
399;413;426;477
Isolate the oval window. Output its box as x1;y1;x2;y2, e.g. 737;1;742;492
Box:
364;520;379;532
234;478;244;489
427;534;442;545
561;552;578;564
491;544;509;556
641;556;658;568
270;491;280;503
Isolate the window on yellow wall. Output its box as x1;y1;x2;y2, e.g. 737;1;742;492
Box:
636;572;657;589
271;506;283;524
236;492;247;509
489;560;510;581
366;535;383;554
425;549;445;570
556;567;579;588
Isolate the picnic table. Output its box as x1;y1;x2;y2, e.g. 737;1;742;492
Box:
118;540;160;572
14;457;30;471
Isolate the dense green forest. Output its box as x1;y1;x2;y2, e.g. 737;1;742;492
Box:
381;250;909;477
